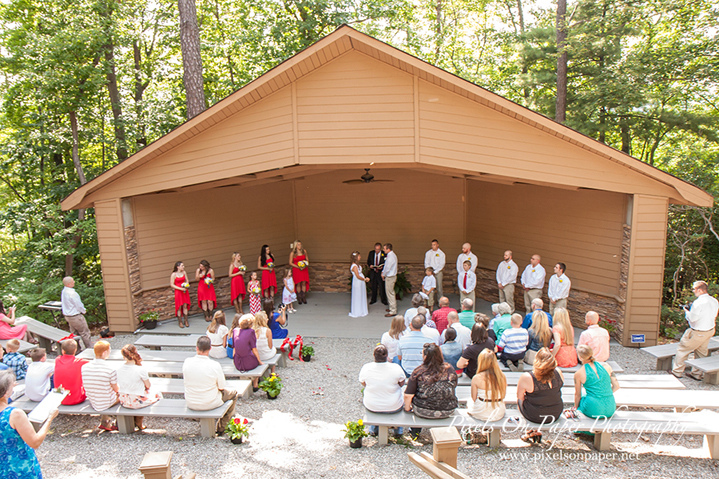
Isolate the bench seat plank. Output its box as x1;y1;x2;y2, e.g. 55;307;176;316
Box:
457;372;684;389
11;398;233;437
15;316;72;351
455;386;719;409
78;349;282;369
0;339;35;354
494;360;623;374
685;355;719;385
641;337;719;370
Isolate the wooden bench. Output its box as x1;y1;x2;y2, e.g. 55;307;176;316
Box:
641;337;719;370
77;348;283;369
363;409;719;458
134;335;288;367
685;355;719;385
11;397;233;437
15;316;74;352
140;360;269;380
457;372;683;389
151;378;252;399
0;339;36;354
455;386;719;410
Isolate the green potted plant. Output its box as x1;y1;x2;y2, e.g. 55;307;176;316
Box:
138;309;160;330
394;269;412;300
225;415;250;444
343;419;369;448
301;345;315;362
258;373;283;399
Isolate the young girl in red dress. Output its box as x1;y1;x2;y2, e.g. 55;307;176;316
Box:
170;261;191;328
289;240;310;305
229;252;246;314
247;272;262;315
258;244;277;299
196;260;216;321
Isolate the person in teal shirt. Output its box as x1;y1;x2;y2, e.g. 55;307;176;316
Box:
490;302;513;344
457;299;476;329
573;345;619;418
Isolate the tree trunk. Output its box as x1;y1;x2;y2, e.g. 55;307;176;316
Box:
435;0;443;63
178;0;206;119
133;40;149;148
104;44;128;161
555;0;568;123
66;111;87;277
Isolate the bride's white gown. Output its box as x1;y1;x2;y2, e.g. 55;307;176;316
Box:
349;264;368;317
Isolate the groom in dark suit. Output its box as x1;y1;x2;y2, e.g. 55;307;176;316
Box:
367;242;387;305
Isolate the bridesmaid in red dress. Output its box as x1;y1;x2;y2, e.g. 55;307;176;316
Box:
229;252;246;314
257;245;276;299
170;261;191;328
196;260;217;321
289;240;310;305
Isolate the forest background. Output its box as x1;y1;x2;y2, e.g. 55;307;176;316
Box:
0;0;717;338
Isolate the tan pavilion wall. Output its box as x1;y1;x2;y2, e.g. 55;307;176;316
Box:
623;195;669;347
95;199;135;331
294;169;465;262
466;180;628;330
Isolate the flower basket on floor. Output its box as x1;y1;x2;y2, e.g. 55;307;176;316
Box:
138;310;160;330
225;416;250;444
258;373;282;399
300;345;314;362
343;419;368;448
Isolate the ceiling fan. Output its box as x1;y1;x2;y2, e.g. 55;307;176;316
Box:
342;168;394;185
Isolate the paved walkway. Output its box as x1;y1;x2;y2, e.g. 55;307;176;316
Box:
140;292;494;339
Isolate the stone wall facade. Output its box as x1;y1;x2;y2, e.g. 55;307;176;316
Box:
123;224;631;338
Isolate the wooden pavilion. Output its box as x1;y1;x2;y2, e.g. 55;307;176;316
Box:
61;26;712;345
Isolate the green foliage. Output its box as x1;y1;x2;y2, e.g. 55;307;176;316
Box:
394;269;412;300
258;372;283;397
342;419;369;442
301;344;315;357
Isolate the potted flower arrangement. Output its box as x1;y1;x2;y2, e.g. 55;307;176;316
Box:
225;415;250;444
343;419;368;448
300;345;314;362
258;373;282;399
138;309;160;330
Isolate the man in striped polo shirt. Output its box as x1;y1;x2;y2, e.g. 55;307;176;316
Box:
398;316;433;377
497;314;529;371
82;340;119;431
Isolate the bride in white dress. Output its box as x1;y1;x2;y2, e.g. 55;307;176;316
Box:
349;251;370;317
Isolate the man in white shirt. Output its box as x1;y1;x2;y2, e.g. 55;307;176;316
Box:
183;336;238;435
520;255;546;314
496;250;519;313
672;281;719;380
458;260;476;311
456;243;478;274
547;262;571;314
441;311;471;350
61;276;93;350
417;314;441;346
382;243;398;317
424;239;446;300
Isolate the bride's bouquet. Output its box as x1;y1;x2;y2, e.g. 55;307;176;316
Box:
204;276;214;286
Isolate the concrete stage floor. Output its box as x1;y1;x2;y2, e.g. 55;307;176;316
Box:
139;292;494;339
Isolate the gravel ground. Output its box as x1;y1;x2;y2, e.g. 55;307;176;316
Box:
34;336;719;479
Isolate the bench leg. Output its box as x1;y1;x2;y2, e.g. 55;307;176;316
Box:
487;428;501;448
278;353;287;368
656;357;673;371
117;416;135;434
148;346;161;351
38;337;52;352
593;431;611;451
702;372;719;385
200;419;217;438
705;435;719;460
378;426;389;446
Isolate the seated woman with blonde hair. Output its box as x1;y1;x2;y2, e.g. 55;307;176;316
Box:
551;308;578;367
524;310;553;365
574;344;619;419
206;311;229;359
467;349;507;422
516;347;564;443
117;344;162;430
252;311;278;373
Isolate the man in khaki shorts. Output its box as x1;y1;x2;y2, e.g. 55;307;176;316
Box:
61;276;93;350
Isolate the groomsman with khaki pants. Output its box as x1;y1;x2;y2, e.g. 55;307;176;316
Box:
496;250;519;313
382;243;398;317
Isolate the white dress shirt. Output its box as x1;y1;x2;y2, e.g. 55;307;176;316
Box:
456;252;478;274
548;274;571;301
441;323;472;349
521;264;546;289
458;271;477;294
61;287;86;316
421;325;441;346
383;251;398;277
424;248;446;273
685;293;719;331
496;260;518;286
